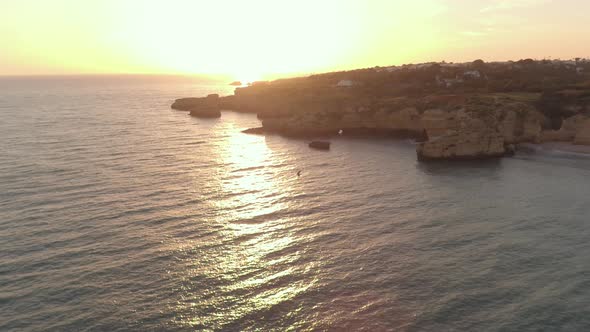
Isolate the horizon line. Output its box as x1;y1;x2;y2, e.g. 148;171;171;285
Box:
2;56;588;80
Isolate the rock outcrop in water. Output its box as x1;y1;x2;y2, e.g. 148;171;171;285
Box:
188;108;221;118
172;94;222;118
172;94;219;111
414;96;546;160
417;97;514;160
172;59;590;160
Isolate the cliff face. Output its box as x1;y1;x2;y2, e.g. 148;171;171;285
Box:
172;94;219;111
417;97;543;160
253;94;546;159
171;88;589;160
256;96;424;138
497;106;544;144
574;118;590;145
539;114;590;142
536;89;590;128
417;114;506;160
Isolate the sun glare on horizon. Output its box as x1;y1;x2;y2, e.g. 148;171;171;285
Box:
103;0;365;79
1;0;589;76
233;73;262;85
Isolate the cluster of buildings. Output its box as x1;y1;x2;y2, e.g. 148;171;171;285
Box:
334;59;588;89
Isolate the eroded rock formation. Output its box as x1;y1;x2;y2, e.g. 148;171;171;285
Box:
418;99;503;160
171;59;590;160
247;94;547;160
539;114;590;142
172;94;222;118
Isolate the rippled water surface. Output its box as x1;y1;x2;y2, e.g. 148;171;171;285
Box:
2;76;590;331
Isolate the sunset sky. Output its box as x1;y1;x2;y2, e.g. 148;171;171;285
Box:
1;0;589;80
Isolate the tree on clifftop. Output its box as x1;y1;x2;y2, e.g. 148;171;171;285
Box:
517;58;535;66
473;59;485;67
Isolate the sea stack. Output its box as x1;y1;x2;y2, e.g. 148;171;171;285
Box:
172;94;221;118
416;101;506;161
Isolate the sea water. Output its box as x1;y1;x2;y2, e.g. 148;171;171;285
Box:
2;76;590;331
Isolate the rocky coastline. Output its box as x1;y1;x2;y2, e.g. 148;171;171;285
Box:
172;94;222;118
171;59;590;161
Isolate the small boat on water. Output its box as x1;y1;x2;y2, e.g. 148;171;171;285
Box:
309;141;331;150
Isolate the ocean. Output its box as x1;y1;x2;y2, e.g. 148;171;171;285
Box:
1;75;590;331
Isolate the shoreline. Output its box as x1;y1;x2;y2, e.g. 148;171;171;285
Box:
519;142;590;156
170;59;590;161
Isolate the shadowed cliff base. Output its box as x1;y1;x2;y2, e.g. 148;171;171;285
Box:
242;126;421;140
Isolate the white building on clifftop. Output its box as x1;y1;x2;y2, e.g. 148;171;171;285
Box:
336;80;355;87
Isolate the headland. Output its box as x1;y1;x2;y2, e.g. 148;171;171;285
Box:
172;59;590;161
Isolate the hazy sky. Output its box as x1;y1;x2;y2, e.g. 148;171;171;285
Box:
1;0;589;79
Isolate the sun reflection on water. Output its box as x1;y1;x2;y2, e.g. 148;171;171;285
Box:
175;119;313;330
212;124;287;222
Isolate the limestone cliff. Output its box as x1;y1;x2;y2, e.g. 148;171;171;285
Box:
573;117;590;145
171;72;590;161
249;95;546;160
417;118;506;160
497;104;544;144
539;114;590;143
417;99;505;160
